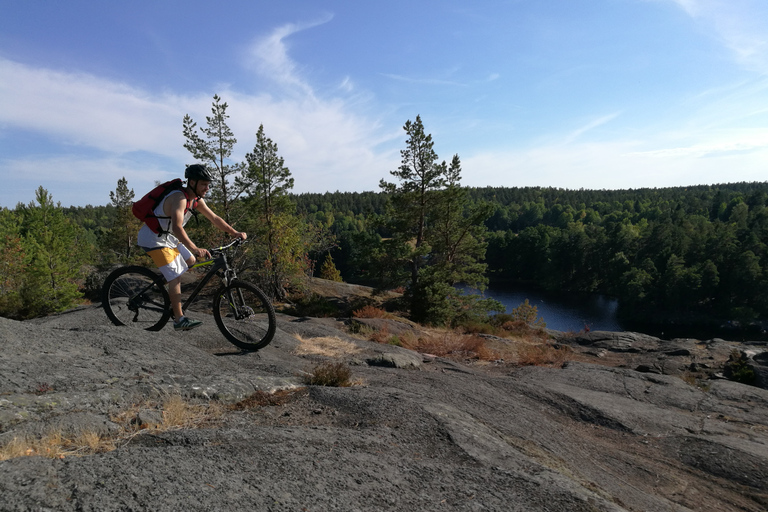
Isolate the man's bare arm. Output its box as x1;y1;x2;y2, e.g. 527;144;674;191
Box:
195;199;247;240
165;193;210;259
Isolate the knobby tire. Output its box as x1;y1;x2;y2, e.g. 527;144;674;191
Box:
213;280;276;351
102;266;171;331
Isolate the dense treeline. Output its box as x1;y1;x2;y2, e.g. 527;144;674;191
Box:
475;183;768;327
293;191;389;218
285;182;768;327
13;180;768;328
60;181;768;314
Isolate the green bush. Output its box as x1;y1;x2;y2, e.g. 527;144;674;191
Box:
510;299;546;328
724;350;756;386
284;293;339;317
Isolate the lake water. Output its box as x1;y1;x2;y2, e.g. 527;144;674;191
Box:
479;285;763;341
480;284;624;333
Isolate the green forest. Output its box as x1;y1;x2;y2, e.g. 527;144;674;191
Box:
2;95;767;335
295;182;768;330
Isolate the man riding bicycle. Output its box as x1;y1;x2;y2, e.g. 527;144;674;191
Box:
137;164;247;331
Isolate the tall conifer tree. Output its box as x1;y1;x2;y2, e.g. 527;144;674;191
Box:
183;94;245;224
19;187;90;317
104;177;141;262
238;124;304;299
380;116;498;324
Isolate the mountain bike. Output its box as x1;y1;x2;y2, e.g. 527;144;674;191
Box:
101;238;276;351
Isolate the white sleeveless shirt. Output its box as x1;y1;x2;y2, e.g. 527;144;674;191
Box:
137;190;195;249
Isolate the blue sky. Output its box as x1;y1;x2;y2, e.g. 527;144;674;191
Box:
2;0;768;207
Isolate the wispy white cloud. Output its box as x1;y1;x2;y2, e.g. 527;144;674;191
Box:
0;154;176;208
381;73;468;87
0;19;400;208
668;0;701;15
338;76;354;93
629;129;768;158
563;112;622;144
220;89;398;193
243;14;334;98
0;57;190;158
382;69;499;87
462;135;768;191
667;0;768;73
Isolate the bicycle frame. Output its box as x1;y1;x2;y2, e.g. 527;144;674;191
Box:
180;241;240;312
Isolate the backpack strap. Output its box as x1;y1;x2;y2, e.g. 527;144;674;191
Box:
153;183;191;237
186;194;202;228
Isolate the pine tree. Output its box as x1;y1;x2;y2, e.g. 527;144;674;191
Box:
380;115;445;287
0;208;25;317
238;124;295;227
238;125;305;299
380;116;498;324
19;187;91;317
413;155;498;324
319;253;343;282
183;94;245;224
103;177;141;262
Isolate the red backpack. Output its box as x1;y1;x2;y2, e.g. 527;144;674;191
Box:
132;179;198;235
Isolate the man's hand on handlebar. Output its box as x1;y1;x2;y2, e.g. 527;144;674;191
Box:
193;247;211;260
235;231;247;240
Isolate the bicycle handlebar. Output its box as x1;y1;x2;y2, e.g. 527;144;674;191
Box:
189;238;247;269
208;237;248;257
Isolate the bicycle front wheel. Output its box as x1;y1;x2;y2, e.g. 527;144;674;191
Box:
213;280;276;350
102;266;172;331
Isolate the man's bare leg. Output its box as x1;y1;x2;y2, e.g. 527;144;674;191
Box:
169;257;202;331
169;255;196;322
168;276;183;321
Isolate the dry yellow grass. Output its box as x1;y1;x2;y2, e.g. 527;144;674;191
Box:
0;393;223;462
160;394;223;429
0;430;115;461
162;394;195;428
354;315;573;368
515;341;572;367
403;331;500;361
352;305;391;318
293;334;362;357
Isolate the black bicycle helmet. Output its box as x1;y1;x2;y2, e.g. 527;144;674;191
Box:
185;163;214;181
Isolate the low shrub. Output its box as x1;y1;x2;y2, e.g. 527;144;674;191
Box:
304;361;353;387
284;293;340;317
347;321;375;337
498;320;549;342
724;349;756;386
454;319;496;335
230;389;305;410
516;342;572;367
402;332;498;361
368;325;391;344
352;305;390;318
510;299;547;327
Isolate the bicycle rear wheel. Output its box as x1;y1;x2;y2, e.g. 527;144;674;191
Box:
213;280;276;350
102;266;172;331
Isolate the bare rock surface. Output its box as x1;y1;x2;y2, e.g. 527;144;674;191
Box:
1;306;768;511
